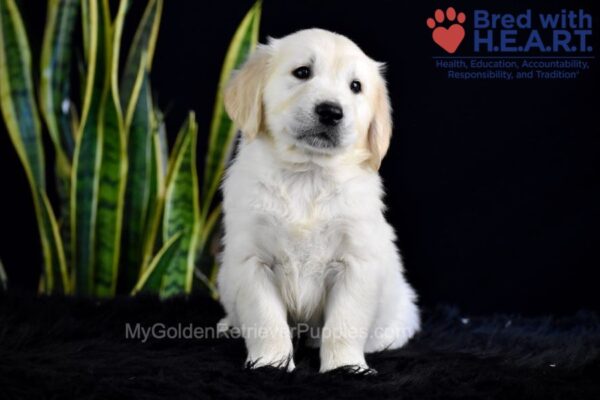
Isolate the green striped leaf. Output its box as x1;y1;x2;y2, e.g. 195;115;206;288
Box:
120;0;162;108
71;0;102;296
139;114;167;273
40;0;79;272
160;113;200;298
0;0;45;189
131;232;182;295
81;0;90;64
195;204;222;284
207;259;219;300
154;108;168;179
40;0;78;162
121;56;155;290
40;192;70;293
195;267;218;300
148;111;166;225
198;203;222;253
93;0;128;297
55;156;72;275
202;1;261;219
0;0;69;293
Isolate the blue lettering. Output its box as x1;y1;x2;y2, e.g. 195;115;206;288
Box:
553;30;572;51
474;10;490;29
500;30;518;51
539;13;560;29
474;30;494;52
516;10;532;28
469;9;592;54
573;30;592;51
524;30;545;52
501;14;515;28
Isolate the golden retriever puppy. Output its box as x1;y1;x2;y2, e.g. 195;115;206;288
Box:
217;29;420;373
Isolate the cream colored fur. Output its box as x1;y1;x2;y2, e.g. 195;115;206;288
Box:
218;29;420;373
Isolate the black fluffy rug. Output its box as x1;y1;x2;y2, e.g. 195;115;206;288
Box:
1;293;599;399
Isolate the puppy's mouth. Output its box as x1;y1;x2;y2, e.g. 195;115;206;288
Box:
296;129;340;150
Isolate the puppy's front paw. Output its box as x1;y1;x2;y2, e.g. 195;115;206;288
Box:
245;334;295;372
245;354;295;372
326;365;378;375
319;343;369;373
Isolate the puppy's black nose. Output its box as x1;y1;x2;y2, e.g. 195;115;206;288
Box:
315;102;344;126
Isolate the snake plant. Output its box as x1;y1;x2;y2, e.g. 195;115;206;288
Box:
0;0;261;297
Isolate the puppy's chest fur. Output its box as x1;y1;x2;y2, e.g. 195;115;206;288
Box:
252;169;352;322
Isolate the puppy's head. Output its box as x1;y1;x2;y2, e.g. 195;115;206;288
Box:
224;28;392;170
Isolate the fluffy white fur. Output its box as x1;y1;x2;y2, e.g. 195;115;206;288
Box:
217;29;420;373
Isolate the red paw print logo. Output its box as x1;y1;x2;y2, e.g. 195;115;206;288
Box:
426;7;466;54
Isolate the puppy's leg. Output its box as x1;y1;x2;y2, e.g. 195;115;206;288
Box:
319;259;378;373
236;257;295;371
365;271;420;353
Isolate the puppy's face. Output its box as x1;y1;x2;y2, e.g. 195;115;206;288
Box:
225;29;392;169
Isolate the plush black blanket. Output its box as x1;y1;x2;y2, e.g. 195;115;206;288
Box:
0;294;598;399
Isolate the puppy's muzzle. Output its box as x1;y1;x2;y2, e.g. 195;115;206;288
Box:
315;101;344;126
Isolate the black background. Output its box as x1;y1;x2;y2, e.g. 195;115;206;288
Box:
1;0;599;314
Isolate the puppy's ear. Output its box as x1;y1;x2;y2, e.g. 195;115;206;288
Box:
367;72;392;170
224;45;271;140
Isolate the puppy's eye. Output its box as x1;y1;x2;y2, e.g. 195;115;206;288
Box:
350;80;362;94
292;66;311;80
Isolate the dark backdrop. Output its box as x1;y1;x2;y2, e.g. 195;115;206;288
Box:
1;0;599;314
